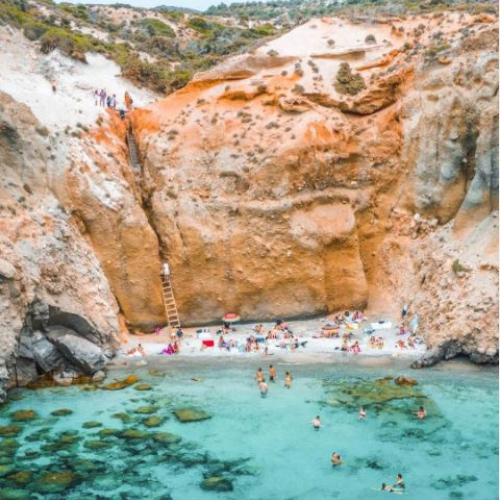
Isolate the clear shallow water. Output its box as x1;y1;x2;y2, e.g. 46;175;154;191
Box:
0;359;497;500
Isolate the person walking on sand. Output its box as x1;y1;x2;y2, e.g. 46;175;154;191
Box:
284;371;293;389
259;379;268;397
256;367;264;383
312;416;321;430
269;364;277;382
99;89;106;107
94;89;99;105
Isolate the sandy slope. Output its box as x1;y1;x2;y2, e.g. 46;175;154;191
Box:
0;26;157;132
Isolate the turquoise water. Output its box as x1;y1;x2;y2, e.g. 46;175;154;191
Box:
0;358;497;500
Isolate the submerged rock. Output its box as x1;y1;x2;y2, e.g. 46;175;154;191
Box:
6;470;34;485
97;429;121;438
0;488;31;500
0;426;22;438
134;384;152;391
51;408;73;416
82;421;102;429
35;470;79;493
143;416;164;428
200;476;234;492
173;408;212;423
0;464;15;477
10;410;36;422
103;375;139;391
121;429;151;440
84;440;114;450
111;412;133;423
394;376;418;386
133;406;159;415
153;432;182;445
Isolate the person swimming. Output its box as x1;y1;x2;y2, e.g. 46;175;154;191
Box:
416;406;427;420
312;416;321;430
269;365;277;382
393;473;405;490
358;406;366;420
256;367;264;383
259;379;268;397
381;483;394;492
331;452;342;466
284;371;293;388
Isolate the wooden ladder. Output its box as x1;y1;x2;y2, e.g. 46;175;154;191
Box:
161;267;181;329
126;129;142;176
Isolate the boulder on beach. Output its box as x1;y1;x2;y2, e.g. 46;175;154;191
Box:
200;476;234;492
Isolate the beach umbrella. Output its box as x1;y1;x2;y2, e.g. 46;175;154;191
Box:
221;313;240;323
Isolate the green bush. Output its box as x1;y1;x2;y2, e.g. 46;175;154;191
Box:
139;18;175;38
334;62;366;95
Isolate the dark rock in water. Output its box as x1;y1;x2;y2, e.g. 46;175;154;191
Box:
35;470;79;493
83;421;102;429
432;474;478;490
84;440;114;450
200;476;234;492
402;427;426;439
133;406;159;415
22;450;41;459
153;432;182;445
10;410;36;422
97;428;121;438
24;428;50;442
449;492;464;499
0;488;31;500
134;384;152;391
121;429;151;440
51;408;73;416
0;464;15;477
154;495;173;500
111;412;134;423
394;376;418;386
366;459;385;470
103;375;139;391
0;426;22;438
173;408;212;423
5;470;34;485
49;332;106;375
143;416;164;427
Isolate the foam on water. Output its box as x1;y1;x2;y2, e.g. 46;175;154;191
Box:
0;358;497;500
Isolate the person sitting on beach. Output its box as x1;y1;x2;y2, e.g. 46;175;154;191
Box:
351;341;361;354
291;338;299;351
259;379;268;397
170;328;177;342
341;340;350;352
377;337;385;349
381;483;394;492
393;473;405;490
218;335;226;349
353;310;363;322
396;339;407;349
173;341;180;354
369;336;377;348
415;406;427;420
136;344;146;357
284;371;293;388
358;406;366;420
331;452;342;466
312;416;322;430
161;343;175;355
176;328;184;342
408;336;416;349
269;365;277;382
256;368;264;383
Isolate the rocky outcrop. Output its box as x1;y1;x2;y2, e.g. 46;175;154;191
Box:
0;91;120;401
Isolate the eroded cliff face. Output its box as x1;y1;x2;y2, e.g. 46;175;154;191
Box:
0;11;498;377
124;13;498;365
0;91;120;400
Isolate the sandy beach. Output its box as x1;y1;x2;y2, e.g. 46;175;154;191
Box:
115;314;426;366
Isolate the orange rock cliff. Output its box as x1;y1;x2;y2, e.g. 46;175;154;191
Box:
0;12;498;396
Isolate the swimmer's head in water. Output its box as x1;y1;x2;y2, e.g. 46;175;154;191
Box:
419;406;424;411
382;483;387;490
316;416;320;419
